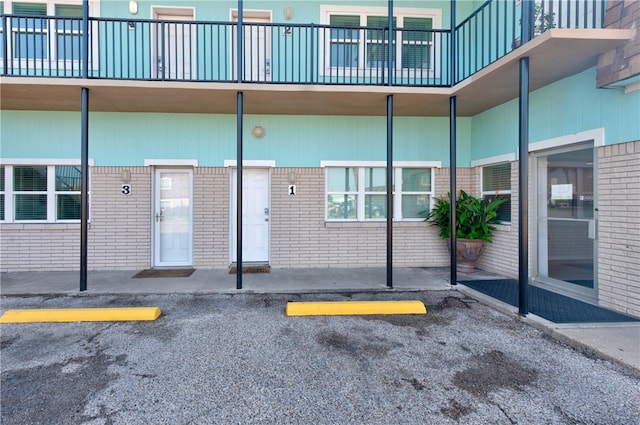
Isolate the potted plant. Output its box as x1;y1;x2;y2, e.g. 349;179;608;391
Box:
513;3;556;48
533;3;556;34
424;190;506;273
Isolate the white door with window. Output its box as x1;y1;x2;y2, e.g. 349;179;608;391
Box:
536;145;596;298
232;12;272;82
153;9;195;79
153;169;193;267
231;168;270;263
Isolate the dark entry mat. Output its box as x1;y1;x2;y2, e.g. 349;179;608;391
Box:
228;265;271;274
133;269;195;278
459;279;639;324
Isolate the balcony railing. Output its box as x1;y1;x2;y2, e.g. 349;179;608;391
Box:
456;0;606;81
0;0;606;87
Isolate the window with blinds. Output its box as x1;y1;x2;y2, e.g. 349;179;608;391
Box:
402;17;432;70
55;4;82;61
10;2;83;61
0;164;86;222
329;15;360;68
365;16;396;69
482;163;511;223
13;165;48;220
12;2;48;59
325;8;437;73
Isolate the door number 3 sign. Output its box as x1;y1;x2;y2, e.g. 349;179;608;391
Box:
121;184;132;196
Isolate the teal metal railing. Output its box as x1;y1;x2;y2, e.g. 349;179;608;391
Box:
0;0;606;87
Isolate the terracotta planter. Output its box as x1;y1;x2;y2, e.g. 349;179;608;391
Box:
456;238;485;274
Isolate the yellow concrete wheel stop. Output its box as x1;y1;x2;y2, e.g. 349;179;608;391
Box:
0;307;162;323
286;300;426;316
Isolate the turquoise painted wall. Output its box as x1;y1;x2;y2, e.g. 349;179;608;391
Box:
470;67;640;161
101;0;461;25
1;111;465;167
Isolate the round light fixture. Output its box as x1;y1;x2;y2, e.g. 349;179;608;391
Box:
252;125;266;139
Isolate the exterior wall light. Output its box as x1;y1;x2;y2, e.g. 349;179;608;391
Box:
129;0;138;15
121;169;131;183
284;6;292;21
252;125;266;139
288;171;296;184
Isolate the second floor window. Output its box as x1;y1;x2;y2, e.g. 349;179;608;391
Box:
8;1;82;62
322;5;440;75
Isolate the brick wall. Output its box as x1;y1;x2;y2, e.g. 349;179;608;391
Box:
193;167;229;268
0;223;80;271
597;140;640;317
270;168;448;268
0;166;152;271
477;161;520;278
597;0;640;88
86;167;152;270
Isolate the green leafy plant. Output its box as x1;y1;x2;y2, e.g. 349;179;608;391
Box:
423;190;507;243
533;4;556;34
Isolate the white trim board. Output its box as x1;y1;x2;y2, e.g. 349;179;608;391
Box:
0;158;95;166
529;128;605;152
471;153;516;167
224;160;276;167
321;160;442;168
144;159;199;167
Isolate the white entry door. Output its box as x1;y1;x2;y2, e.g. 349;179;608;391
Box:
153;9;195;80
232;12;272;82
231;168;270;263
154;169;193;267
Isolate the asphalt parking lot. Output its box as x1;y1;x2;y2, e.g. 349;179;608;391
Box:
1;291;639;425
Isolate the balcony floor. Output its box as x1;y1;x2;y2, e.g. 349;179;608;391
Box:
0;29;633;117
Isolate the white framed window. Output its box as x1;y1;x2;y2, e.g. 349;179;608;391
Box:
2;0;98;67
320;5;441;78
481;162;512;223
324;162;436;222
0;163;89;223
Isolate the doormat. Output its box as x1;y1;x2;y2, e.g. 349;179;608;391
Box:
133;268;195;278
459;279;640;324
228;265;271;274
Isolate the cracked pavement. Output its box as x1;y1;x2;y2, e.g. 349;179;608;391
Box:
1;291;638;424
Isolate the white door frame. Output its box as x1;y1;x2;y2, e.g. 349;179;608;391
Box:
230;9;272;81
229;165;272;264
152;168;194;267
530;128;603;301
152;6;196;80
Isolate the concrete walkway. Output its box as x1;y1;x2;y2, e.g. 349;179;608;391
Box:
1;267;638;373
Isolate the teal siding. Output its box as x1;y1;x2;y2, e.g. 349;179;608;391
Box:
1;111;463;167
100;1;461;25
470;67;640;161
0;111;81;158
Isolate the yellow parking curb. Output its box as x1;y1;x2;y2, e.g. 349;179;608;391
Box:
286;300;426;316
0;307;162;323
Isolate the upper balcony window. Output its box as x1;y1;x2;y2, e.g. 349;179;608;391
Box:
2;0;95;73
10;2;81;60
321;5;441;79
